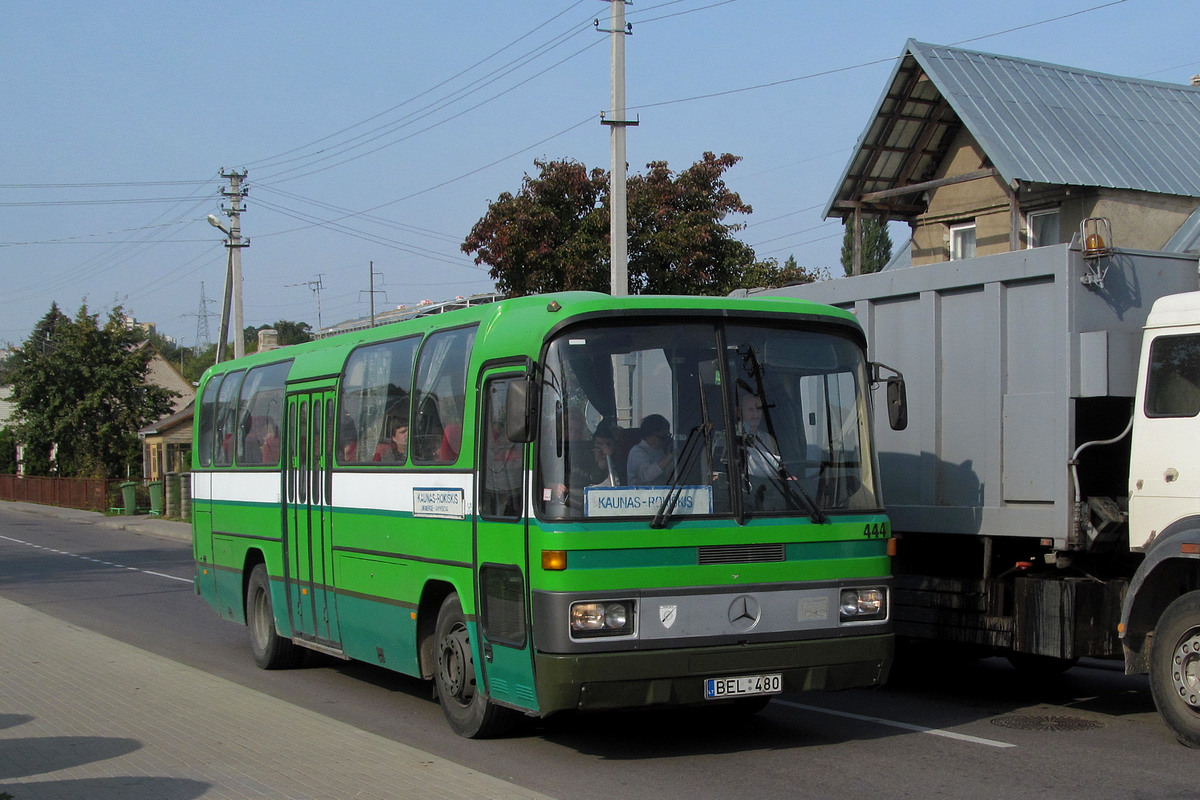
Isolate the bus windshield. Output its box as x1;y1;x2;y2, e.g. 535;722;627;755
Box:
537;320;879;521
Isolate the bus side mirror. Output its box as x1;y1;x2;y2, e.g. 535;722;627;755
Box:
886;375;908;431
871;362;908;431
505;379;537;443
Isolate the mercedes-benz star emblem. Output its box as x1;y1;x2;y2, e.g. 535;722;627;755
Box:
728;595;761;632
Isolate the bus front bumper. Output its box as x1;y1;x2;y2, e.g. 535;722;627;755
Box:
533;633;893;715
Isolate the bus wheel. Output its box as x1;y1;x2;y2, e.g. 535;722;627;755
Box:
247;564;302;670
434;594;516;738
1150;590;1200;748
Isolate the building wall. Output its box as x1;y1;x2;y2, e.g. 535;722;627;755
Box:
0;387;13;429
909;128;1200;265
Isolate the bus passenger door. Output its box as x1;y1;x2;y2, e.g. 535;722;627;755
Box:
284;388;342;650
474;372;537;711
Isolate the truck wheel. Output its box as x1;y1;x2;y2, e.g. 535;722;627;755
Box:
1150;590;1200;748
246;563;302;670
433;593;518;738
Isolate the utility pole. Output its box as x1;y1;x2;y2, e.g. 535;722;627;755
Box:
286;274;325;332
597;1;636;296
360;262;387;328
210;169;249;360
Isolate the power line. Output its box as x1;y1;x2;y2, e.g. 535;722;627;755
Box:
250;6;599;182
0;179;212;189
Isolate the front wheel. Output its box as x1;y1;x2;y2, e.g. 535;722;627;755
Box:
246;563;302;670
1150;590;1200;747
433;593;518;738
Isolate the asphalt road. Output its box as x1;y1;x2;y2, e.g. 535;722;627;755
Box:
1;503;1196;799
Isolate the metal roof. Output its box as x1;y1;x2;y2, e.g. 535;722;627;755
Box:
825;39;1200;220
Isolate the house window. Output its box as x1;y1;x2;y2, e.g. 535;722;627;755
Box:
950;222;976;260
1027;210;1060;248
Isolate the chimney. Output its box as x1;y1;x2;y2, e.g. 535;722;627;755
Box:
1192;75;1200;87
257;328;280;351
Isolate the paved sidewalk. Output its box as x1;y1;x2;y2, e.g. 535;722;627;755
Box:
0;499;193;542
0;503;556;800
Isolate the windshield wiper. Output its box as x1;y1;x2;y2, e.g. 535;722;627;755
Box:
650;424;708;530
739;346;829;524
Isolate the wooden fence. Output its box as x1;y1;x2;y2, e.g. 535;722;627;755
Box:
0;475;111;512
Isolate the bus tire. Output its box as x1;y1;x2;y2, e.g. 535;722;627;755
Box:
1150;590;1200;748
247;564;302;670
434;593;516;738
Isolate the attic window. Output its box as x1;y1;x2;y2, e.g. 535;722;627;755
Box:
950;222;977;260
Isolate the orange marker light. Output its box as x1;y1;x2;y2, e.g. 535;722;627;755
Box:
542;550;568;571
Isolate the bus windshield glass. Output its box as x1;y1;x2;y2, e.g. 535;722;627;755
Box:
537;320;879;520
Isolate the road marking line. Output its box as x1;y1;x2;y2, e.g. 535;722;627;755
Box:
143;569;193;584
0;535;193;586
774;700;1017;748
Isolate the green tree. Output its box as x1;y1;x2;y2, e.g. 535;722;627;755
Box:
7;304;178;478
0;427;17;474
462;158;609;296
626;152;757;295
840;217;894;276
741;255;826;291
463;152;806;296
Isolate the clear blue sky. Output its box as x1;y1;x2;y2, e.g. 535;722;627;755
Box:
2;0;1195;348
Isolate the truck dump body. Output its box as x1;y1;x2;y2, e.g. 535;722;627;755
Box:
755;244;1200;657
766;244;1197;545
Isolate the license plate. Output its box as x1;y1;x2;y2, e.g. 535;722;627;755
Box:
704;673;783;699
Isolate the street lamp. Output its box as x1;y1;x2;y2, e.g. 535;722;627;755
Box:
207;213;244;361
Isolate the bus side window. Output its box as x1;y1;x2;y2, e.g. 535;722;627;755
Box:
413;326;476;465
198;375;224;467
213;370;245;467
235;361;291;466
339;336;418;465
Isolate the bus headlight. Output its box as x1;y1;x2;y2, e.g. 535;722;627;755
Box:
839;588;887;622
570;600;635;638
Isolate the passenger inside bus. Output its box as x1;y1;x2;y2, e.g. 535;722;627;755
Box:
738;391;781;478
338;415;358;462
374;421;408;464
626;414;675;485
549;423;621;509
260;420;281;464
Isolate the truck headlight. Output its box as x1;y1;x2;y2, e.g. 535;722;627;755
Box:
839;588;887;622
570;600;635;638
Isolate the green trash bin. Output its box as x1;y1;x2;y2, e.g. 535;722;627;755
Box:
148;481;163;516
120;481;138;516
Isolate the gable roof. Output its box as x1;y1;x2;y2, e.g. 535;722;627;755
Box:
826;39;1200;220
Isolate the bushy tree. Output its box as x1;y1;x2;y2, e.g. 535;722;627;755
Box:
7;304;177;478
463;153;809;296
841;217;894;276
0;428;17;474
462;158;609;296
741;255;826;291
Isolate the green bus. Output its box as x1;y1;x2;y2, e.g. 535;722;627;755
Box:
192;292;903;737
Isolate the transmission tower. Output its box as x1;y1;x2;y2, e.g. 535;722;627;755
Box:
189;281;218;356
